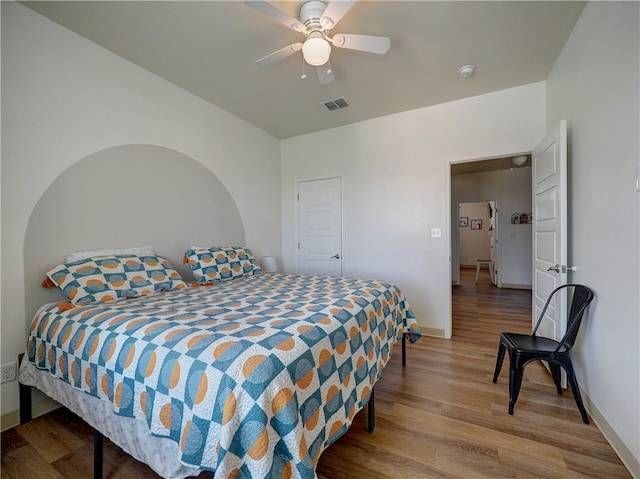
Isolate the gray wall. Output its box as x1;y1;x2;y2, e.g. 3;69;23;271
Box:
24;145;246;324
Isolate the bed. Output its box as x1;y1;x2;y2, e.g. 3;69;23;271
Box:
17;147;420;478
19;250;420;479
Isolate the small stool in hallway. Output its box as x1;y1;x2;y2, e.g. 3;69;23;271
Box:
476;259;494;284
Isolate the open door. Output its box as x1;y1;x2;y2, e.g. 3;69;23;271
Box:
532;120;568;344
488;200;499;287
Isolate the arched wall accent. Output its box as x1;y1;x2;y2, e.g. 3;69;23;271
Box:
24;144;245;325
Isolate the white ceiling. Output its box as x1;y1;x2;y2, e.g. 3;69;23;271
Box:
21;1;586;139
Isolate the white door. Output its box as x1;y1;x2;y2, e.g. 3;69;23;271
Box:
488;200;499;286
296;177;343;276
532;120;568;343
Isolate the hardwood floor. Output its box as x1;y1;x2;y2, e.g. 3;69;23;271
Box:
1;270;631;478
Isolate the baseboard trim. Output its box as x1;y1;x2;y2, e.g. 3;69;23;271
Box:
1;396;61;432
500;283;532;290
584;389;639;478
421;327;446;338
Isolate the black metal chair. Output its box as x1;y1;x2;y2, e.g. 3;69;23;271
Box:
492;284;595;424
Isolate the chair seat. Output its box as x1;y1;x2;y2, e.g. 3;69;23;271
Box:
500;332;569;355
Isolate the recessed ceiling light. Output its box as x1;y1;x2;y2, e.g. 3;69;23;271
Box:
458;64;476;78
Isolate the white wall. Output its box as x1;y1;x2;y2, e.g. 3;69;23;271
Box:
546;2;639;474
1;2;282;418
452;167;532;287
282;83;546;338
458;202;491;267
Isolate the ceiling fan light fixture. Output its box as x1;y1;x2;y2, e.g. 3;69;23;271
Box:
303;36;331;66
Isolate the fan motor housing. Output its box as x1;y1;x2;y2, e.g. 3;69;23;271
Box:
300;1;327;30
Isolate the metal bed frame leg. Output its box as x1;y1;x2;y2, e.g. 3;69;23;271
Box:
367;387;375;433
367;332;409;434
94;430;104;479
402;333;406;366
18;354;33;424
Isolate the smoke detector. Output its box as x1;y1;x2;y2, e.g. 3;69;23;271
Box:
458;64;476;78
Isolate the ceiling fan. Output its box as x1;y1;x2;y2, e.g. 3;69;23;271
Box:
245;0;391;84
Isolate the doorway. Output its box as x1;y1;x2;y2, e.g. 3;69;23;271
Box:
450;154;533;289
450;154;533;338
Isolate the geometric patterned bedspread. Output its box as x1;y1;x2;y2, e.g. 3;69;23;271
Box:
25;273;421;479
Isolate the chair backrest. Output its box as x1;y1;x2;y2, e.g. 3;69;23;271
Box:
533;284;595;352
562;284;595;349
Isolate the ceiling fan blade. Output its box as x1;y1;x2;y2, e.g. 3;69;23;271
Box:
317;61;335;84
320;1;356;30
256;43;303;67
331;33;390;54
245;1;306;33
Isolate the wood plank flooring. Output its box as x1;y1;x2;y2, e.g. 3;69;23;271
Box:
1;270;631;478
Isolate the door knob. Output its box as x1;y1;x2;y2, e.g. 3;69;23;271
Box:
331;254;341;259
547;264;575;273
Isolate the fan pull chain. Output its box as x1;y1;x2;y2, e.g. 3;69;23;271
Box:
301;55;307;80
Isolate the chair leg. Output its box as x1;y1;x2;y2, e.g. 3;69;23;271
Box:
563;362;590;424
493;342;506;383
550;363;563;395
508;357;526;415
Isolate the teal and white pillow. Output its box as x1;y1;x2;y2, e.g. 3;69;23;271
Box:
184;246;262;284
46;254;186;305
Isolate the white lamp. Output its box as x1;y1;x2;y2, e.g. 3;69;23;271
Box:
302;33;331;66
261;256;278;273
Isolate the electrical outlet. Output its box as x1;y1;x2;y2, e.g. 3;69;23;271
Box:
1;362;17;384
